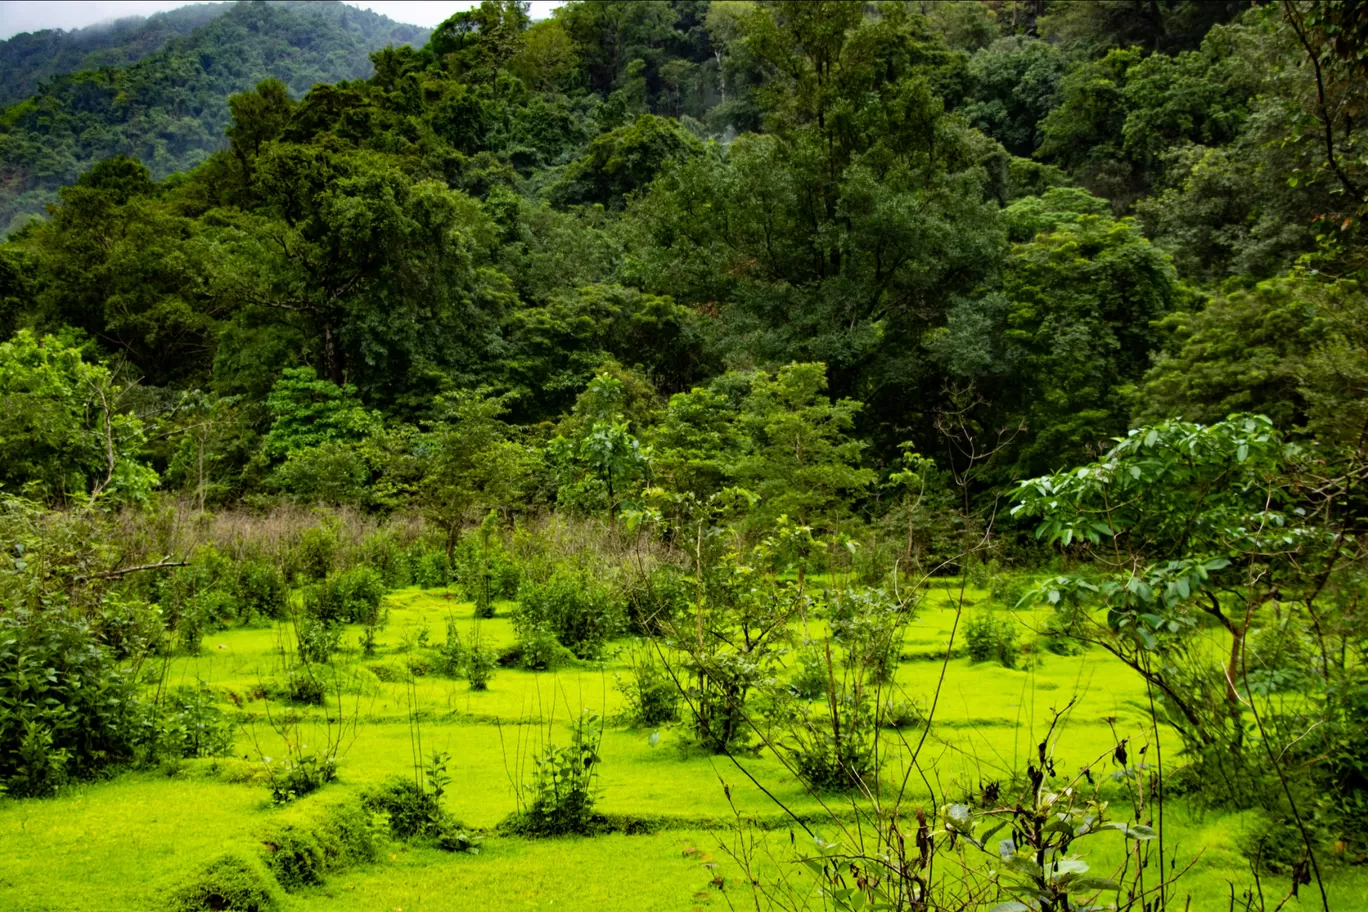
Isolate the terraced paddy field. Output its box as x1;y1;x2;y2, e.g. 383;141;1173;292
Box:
2;583;1365;911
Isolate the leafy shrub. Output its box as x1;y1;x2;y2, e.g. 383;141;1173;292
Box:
265;826;326;889
509;625;575;671
1040;613;1086;656
178;600;210;655
782;692;877;792
288;525;338;582
615;646;678;726
362;778;443;840
0;608;140;796
879;696;925;729
314;802;386;867
307;566;386;625
357;529;412;588
621;564;690;635
1246;617;1316;694
964;610;1019;669
435;618;464;677
826;588;905;684
153;685;236;758
790;641;829;700
409;547;451;589
514;567;620;658
265;751;337;804
296;618;340;664
170;851;283;912
992;572;1035;611
282;672;325;705
361;754;479;853
92;594;163;660
508;712;603;836
367;662;407;683
454;517;521;606
234;559;288;622
466;643;495;691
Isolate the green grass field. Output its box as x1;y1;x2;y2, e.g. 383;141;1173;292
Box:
2;583;1364;911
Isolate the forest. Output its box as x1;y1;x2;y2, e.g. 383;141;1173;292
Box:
0;1;1366;910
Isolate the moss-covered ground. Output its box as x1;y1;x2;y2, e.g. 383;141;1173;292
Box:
2;583;1364;911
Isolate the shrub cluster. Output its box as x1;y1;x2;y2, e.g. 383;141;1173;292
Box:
514;566;620;659
964;610;1020;669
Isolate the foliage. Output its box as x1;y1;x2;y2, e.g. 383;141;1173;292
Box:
0;330;158;505
465;642;494;691
509;711;604;837
0;606;141;796
615;644;678;726
514;566;620;659
306;566;386;626
170;851;283;912
963;609;1021;669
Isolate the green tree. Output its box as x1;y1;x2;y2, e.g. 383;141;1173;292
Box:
216;146;516;402
733;362;873;534
548;374;652;528
0;330;158;505
419;390;529;556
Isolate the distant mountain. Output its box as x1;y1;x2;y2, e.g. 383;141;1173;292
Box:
0;1;430;232
0;4;227;108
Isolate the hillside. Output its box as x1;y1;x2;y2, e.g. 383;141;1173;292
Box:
0;4;226;108
0;0;429;231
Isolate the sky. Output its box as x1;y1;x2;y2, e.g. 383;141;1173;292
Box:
0;1;563;41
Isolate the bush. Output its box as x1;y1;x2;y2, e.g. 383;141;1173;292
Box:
509;625;576;671
234;560;288;622
515;567;620;659
296;618;341;664
466;643;494;691
879;696;925;729
265;826;325;889
282;672;325;706
170;851;283;912
314;802;386;867
410;547;451;589
307;566;386;626
964;610;1019;669
153;685;236;759
360;754;479;853
508;712;603;836
435;618;463;677
0;608;140;796
782;692;877;792
289;526;338;582
790;642;829;700
358;529;412;588
362;777;443;840
265;751;337;804
622;564;690;635
615;646;678;726
1040;614;1087;656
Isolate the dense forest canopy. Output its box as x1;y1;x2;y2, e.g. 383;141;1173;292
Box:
3;0;1364;495
0;1;431;231
2;1;1368;909
0;3;227;107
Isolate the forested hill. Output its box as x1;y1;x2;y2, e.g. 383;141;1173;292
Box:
0;0;1365;501
0;1;430;232
0;3;226;108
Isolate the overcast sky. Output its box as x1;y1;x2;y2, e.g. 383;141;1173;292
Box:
0;1;563;41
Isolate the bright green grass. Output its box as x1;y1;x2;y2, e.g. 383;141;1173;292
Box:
1;584;1364;911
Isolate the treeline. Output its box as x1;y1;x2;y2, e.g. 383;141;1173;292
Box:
1;0;1364;518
